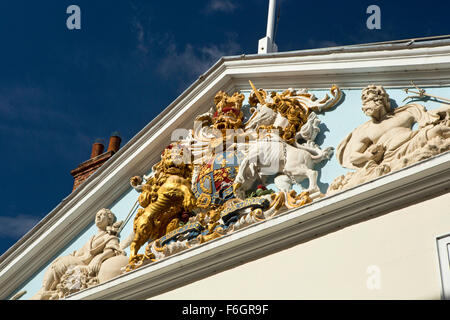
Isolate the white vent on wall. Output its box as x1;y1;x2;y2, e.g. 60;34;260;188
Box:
437;234;450;299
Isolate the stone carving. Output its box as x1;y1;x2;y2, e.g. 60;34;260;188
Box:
328;85;450;194
124;84;341;270
231;83;340;199
233;112;334;200
32;208;127;300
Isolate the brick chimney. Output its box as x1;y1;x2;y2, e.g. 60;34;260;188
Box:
70;133;122;191
91;140;105;158
107;131;122;153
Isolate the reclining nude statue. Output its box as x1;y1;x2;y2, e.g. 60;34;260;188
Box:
328;84;450;193
32;208;128;300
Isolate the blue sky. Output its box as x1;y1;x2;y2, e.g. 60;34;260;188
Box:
0;0;449;255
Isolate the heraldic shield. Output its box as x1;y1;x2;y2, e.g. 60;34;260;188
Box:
193;150;244;208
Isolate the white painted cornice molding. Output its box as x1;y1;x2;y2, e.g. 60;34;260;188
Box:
225;44;450;89
1;40;450;299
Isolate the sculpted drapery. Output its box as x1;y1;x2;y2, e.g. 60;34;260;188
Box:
32;208;126;300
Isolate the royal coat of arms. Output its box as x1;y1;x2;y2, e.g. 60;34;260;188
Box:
126;81;343;269
193;150;243;208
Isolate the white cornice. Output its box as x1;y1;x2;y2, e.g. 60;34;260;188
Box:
1;42;450;299
225;45;450;89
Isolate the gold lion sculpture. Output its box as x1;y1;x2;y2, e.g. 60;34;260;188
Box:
127;144;196;269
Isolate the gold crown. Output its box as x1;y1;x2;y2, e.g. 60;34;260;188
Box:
213;91;244;118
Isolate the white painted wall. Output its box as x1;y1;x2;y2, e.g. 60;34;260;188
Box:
152;192;450;300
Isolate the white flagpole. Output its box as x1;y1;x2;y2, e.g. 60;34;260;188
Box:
258;0;278;54
266;0;276;39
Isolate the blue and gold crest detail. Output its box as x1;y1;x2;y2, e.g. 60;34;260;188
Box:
220;197;270;225
193;151;244;208
157;222;204;247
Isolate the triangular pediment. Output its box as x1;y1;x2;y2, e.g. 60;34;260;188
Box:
2;40;450;300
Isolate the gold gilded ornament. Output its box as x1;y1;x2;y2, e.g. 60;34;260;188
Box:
212;90;245;134
127;143;196;270
247;81;342;145
286;190;312;208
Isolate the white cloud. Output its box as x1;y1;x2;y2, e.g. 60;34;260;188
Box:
130;3;154;56
158;38;242;80
133;19;149;54
206;0;237;13
0;214;41;239
0;85;93;162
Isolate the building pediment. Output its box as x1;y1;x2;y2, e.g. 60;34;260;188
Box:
1;39;450;300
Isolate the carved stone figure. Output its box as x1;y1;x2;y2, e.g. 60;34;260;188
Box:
231;84;340;199
32;208;126;300
127;143;196;269
233;112;334;199
328;85;450;193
